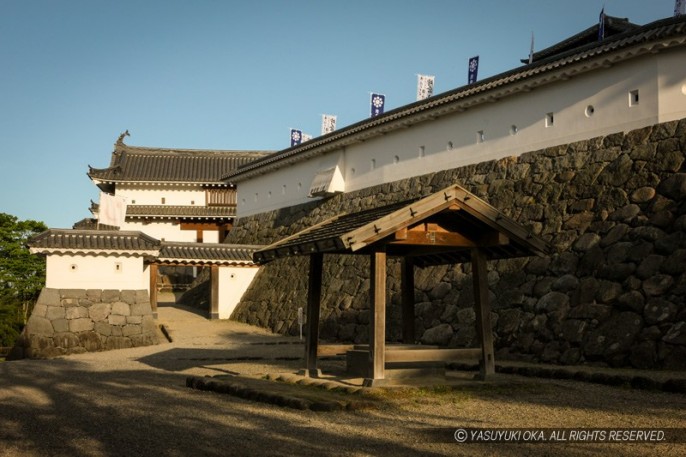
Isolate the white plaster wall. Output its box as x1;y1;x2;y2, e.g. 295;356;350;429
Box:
218;266;259;319
236;50;686;217
115;184;207;206
46;255;149;290
120;220;197;242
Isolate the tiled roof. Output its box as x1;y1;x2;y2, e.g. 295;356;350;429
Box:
226;15;686;182
89;143;272;184
254;184;549;267
90;203;236;219
29;229;161;254
523;15;641;63
158;242;262;265
72;218;120;231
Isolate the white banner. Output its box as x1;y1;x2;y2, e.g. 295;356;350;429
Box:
417;74;435;101
321;114;337;135
302;133;313;142
99;192;127;228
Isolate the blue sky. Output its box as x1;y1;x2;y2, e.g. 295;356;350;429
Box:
0;0;678;228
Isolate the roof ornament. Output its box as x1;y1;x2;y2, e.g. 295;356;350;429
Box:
116;130;130;146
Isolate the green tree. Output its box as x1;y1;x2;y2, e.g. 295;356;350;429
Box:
0;213;47;347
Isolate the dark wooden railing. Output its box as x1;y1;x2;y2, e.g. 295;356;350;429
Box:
206;188;237;207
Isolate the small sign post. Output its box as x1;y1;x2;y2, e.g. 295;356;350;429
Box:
297;307;304;340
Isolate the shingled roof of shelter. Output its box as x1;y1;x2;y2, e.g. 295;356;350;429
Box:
88;142;272;185
29;229;160;255
254;184;549;267
90;202;236;219
226;15;686;182
158;242;262;265
522;15;641;63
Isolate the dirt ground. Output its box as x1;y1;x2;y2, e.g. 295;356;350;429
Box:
1;303;684;457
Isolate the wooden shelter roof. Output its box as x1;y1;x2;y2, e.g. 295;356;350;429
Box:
253;184;549;267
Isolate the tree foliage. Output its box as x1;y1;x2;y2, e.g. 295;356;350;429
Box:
0;213;47;347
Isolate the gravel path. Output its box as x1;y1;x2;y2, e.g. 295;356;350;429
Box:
1;303;685;457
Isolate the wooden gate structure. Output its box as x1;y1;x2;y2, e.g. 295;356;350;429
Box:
253;184;549;386
149;243;261;320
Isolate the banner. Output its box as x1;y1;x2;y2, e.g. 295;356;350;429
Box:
321;114;337;135
528;32;534;64
302;133;313;143
468;56;479;84
99;192;127;228
370;93;385;117
290;128;302;147
598;8;605;41
676;0;686;16
417;74;435;101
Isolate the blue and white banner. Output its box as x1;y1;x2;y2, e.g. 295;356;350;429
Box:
417;74;435;101
290;128;302;147
468;56;479;84
676;0;685;16
598;8;605;40
321;114;337;135
370;93;385;117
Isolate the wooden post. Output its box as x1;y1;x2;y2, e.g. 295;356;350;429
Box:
401;257;415;344
471;248;495;379
149;263;158;319
365;249;387;386
304;253;323;377
210;264;219;320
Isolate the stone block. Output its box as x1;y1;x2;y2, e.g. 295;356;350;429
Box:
94;321;112;336
130;333;158;348
420;323;453;346
105;336;132;350
141;315;157;334
630;187;656;203
135;290;150;304
69;318;94;333
122;324;142;337
78;332;103;352
89;303;111;322
120;290;136;304
102;290;120;303
130;303;152;317
126;315;142;324
642;275;674;297
111;302;131;316
108;315;127;326
52;319;69;333
26;316;55;336
662;322;686;345
60;289;87;300
86;289;103;302
36;288;61;306
643;299;677;325
45;306;66;320
65;306;88;320
32;304;48;318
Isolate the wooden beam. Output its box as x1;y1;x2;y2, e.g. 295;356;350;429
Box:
365;249;387;386
210;264;219;319
305;253;323;377
384;348;482;363
471;248;495;379
391;230;479;247
401;257;415;344
317;344;355;356
149;263;158;319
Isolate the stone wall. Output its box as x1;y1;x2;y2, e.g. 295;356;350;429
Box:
226;119;686;370
11;288;159;359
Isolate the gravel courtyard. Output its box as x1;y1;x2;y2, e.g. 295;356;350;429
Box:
1;304;685;457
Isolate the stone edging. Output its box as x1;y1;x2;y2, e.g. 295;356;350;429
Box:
185;375;372;411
